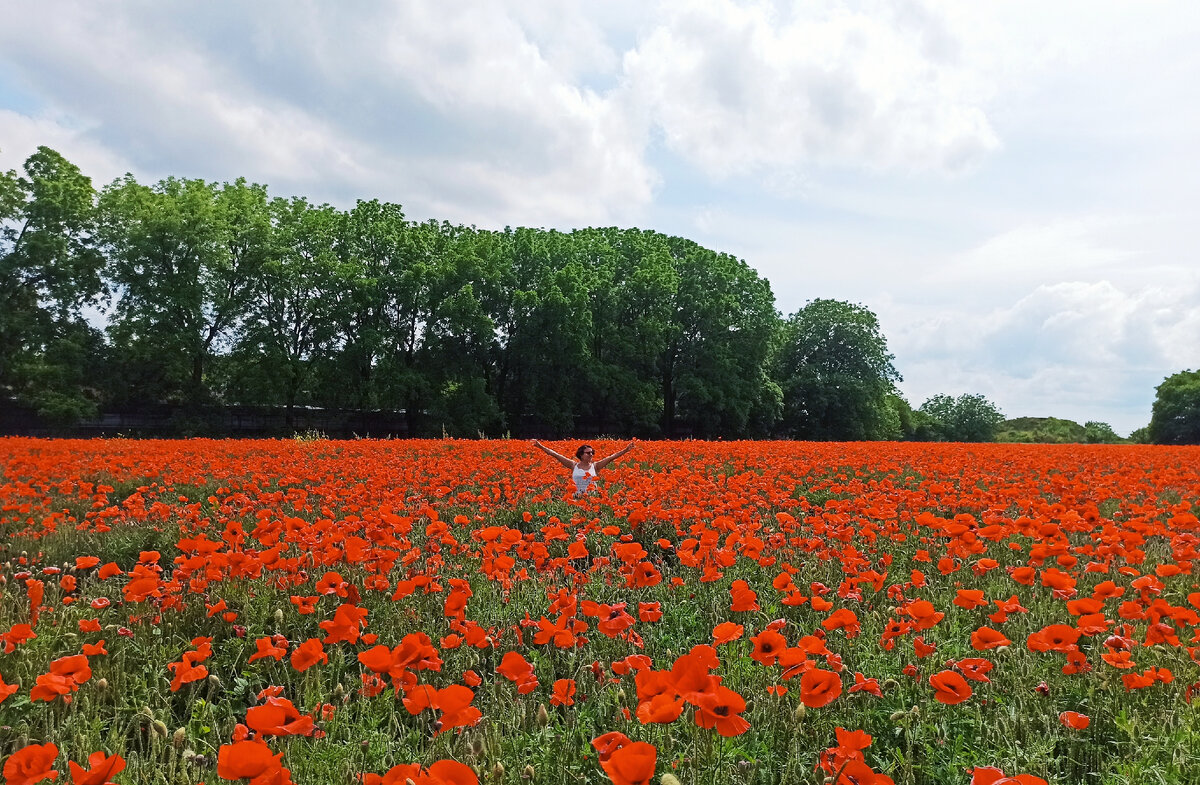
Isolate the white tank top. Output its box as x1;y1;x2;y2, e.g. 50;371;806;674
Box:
572;462;596;493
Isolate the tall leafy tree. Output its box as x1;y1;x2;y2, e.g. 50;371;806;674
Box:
0;147;107;422
1148;370;1200;444
658;235;779;437
573;228;676;435
225;197;345;425
100;176;270;404
918;393;1005;442
774;299;901;440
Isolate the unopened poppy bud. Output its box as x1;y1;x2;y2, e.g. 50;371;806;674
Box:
536;704;549;726
182;749;197;764
333;683;345;699
616;688;627;704
173;727;187;748
882;678;899;690
661;775;683;785
207;674;222;688
361;741;370;751
470;738;486;757
152;720;169;738
793;703;806;721
995;645;1009;653
139;706;155;721
889;710;907;722
909;705;921;718
405;779;416;785
274;608;284;624
522;765;536;780
492;762;505;780
95;678;108;691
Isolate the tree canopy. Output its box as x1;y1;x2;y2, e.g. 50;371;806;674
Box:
1149;370;1200;444
0;145;1155;441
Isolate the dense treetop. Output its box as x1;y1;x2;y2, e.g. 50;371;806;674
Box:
2;145;1187;442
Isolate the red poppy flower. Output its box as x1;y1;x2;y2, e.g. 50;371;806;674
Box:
600;740;656;785
67;750;126;785
1059;711;1090;730
2;742;58;785
799;668;842;708
929;670;972;705
551;678;577;707
712;622;744;646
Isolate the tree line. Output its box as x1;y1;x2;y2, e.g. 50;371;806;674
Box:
3;146;1188;442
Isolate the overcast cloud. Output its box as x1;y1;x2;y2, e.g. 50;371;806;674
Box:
2;0;1197;434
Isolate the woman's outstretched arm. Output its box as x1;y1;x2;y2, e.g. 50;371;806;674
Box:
531;440;575;470
594;441;636;470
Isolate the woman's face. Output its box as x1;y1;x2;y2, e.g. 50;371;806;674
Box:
578;448;594;461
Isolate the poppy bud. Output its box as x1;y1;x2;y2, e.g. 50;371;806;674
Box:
522;765;536;780
182;749;197;764
405;780;416;785
882;678;899;690
616;688;627;704
208;674;222;689
889;710;907;723
152;720;169;738
139;706;155;721
492;763;505;780
793;703;806;721
274;608;285;624
333;683;345;699
470;737;486;757
173;727;187;748
661;775;683;785
95;678;108;691
909;705;921;718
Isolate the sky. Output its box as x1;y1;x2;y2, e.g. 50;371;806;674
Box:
2;0;1198;435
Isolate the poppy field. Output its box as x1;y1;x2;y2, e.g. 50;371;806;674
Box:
2;438;1199;785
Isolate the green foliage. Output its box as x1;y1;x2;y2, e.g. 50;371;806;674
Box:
1148;369;1200;444
773;299;901;440
0;146;107;422
918;393;1005;442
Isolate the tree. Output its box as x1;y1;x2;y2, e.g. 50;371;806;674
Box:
1148;370;1200;444
0;147;107;421
918;393;1005;442
224;197;344;425
100;176;270;404
773;299;901;440
1083;421;1122;444
657;235;780;438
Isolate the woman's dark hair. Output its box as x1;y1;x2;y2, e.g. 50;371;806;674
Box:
575;444;594;460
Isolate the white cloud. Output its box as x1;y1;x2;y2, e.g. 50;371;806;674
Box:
892;278;1200;434
0;0;658;226
622;0;1000;178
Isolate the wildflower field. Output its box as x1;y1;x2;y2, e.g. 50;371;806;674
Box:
2;438;1199;785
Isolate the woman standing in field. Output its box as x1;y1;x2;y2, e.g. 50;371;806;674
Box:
531;440;636;495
